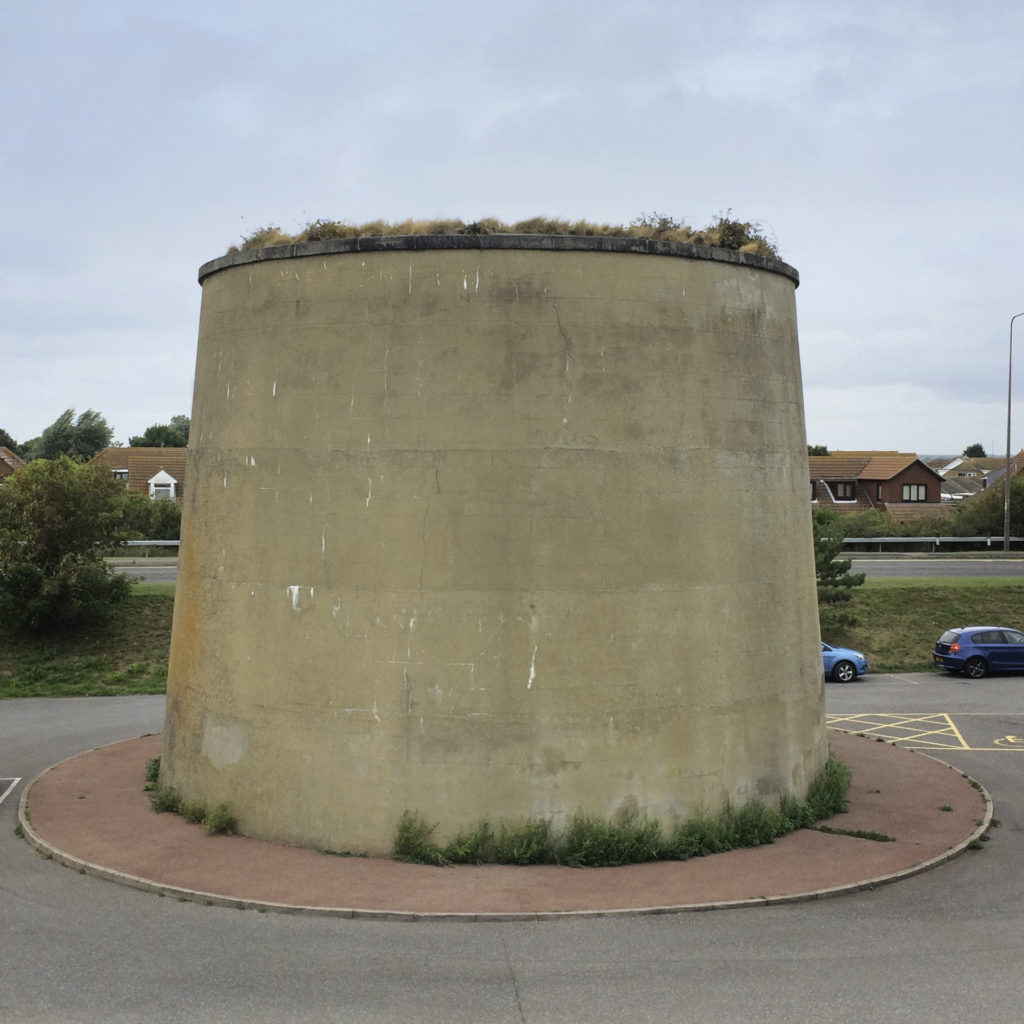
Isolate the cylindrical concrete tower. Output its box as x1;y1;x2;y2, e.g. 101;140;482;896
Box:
162;234;825;855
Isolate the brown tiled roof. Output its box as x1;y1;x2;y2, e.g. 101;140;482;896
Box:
0;446;25;479
860;454;922;479
808;451;939;482
808;455;870;479
884;503;956;523
90;446;187;499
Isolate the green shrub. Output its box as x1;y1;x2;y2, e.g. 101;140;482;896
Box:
442;820;495;864
393;811;449;865
120;490;181;542
662;809;735;859
730;799;788;847
392;754;852;866
0;456;133;634
205;804;237;835
805;756;852;820
179;800;207;825
778;793;815;830
144;757;161;791
149;786;181;814
559;813;664;867
493;819;556;865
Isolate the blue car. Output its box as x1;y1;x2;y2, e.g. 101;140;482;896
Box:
933;626;1024;678
821;641;868;682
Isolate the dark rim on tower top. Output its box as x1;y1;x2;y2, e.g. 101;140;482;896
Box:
198;233;799;287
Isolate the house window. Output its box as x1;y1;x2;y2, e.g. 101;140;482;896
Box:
148;470;178;500
835;482;855;500
902;484;927;502
810;480;817;501
113;469;129;486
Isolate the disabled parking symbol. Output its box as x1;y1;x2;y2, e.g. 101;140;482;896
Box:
994;735;1024;747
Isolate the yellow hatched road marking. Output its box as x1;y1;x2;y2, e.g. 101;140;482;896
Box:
826;713;968;749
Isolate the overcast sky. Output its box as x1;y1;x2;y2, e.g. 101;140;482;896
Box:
3;1;1022;457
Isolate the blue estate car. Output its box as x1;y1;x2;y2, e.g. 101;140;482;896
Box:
821;641;868;683
933;626;1024;678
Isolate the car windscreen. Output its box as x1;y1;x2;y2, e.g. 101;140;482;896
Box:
938;630;960;644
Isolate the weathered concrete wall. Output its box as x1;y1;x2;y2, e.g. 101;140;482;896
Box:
162;235;825;855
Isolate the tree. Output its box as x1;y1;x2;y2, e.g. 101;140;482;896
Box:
35;408;113;460
812;509;865;633
962;443;987;458
121;489;182;540
130;425;184;447
0;428;22;456
129;415;189;447
807;444;829;456
950;476;1024;536
0;456;132;633
169;414;190;442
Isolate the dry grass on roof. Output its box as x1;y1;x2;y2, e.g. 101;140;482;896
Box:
228;212;779;259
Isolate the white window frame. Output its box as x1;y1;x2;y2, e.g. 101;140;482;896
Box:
148;470;177;500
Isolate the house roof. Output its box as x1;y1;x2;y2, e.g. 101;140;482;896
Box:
883;503;956;523
808;451;938;482
931;455;1008;475
0;446;25;478
90;446;187;497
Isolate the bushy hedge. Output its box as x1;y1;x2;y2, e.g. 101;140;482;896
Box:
0;456;132;633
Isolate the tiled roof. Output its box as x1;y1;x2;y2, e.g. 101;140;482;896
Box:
941;476;986;499
808;455;870;479
885;503;956;523
90;446;187;498
860;454;922;479
0;446;25;477
808;451;938;482
933;456;1010;475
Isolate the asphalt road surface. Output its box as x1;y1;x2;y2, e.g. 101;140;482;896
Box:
3;676;1024;1024
852;557;1024;578
117;560;178;583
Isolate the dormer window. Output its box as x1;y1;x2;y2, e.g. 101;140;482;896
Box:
148;469;177;500
835;481;855;500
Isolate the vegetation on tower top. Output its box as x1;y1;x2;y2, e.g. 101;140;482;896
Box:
229;211;779;258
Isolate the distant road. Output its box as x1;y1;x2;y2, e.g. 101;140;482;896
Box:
852;558;1024;578
115;559;178;583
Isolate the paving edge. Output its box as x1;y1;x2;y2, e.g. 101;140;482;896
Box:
17;742;994;922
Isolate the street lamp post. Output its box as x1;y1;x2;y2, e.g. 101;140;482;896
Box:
1004;312;1024;551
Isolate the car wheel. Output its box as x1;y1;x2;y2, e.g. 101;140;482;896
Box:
964;656;988;679
831;660;857;683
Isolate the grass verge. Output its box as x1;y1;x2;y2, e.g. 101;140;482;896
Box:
0;583;174;698
835;579;1024;672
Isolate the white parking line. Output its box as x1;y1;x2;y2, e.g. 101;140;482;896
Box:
0;778;21;805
